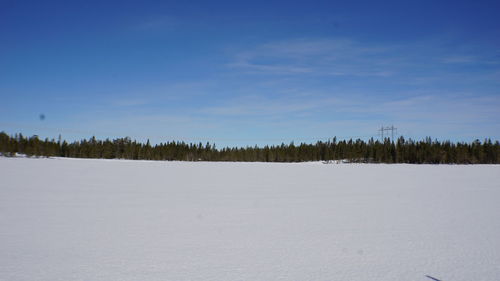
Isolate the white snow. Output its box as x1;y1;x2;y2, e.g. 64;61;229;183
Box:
1;157;499;280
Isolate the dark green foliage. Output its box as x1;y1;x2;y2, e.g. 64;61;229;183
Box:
0;131;499;164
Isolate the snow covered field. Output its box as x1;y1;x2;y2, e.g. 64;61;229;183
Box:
1;157;499;281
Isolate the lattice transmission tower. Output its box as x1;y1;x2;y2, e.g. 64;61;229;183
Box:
379;125;397;141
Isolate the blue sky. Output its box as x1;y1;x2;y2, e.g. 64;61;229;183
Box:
1;0;500;147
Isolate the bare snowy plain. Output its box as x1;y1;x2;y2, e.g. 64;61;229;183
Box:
1;157;499;281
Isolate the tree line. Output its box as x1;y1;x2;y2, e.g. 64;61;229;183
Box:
1;131;499;164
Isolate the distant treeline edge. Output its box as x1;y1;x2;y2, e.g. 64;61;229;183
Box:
1;132;499;164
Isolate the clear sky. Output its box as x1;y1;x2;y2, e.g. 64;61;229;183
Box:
1;0;500;147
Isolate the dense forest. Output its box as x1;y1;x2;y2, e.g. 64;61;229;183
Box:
1;131;499;164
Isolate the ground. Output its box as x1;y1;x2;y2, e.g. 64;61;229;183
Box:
1;157;499;280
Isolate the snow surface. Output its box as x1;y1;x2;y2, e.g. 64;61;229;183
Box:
1;157;500;281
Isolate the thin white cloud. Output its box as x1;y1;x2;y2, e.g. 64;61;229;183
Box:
110;98;150;107
441;55;478;64
228;38;400;77
228;61;313;74
227;38;500;82
200;96;342;116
